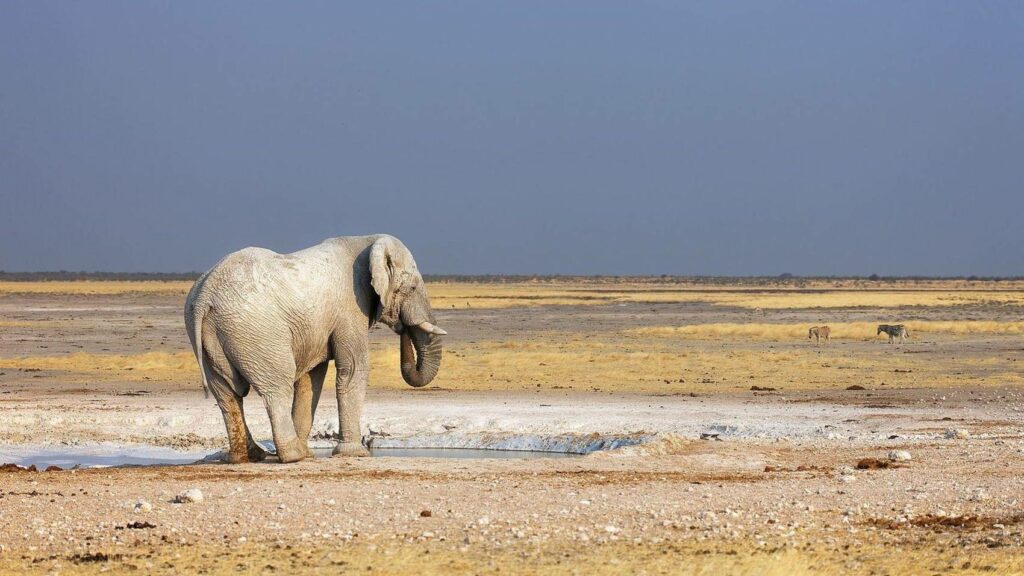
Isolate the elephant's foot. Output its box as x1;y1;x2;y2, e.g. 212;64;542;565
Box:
247;443;269;462
275;438;309;464
222;443;268;464
332;441;370;457
222;451;248;464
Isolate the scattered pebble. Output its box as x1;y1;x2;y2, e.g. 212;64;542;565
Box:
174;489;204;504
888;450;912;462
944;428;970;440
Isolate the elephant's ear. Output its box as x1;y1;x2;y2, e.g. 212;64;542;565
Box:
369;238;395;314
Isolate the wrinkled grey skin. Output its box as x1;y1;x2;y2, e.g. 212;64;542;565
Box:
184;235;444;464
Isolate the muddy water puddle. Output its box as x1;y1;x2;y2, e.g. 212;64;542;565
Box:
359;447;577;459
1;445;581;469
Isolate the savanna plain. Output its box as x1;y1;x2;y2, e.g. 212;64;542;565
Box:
1;278;1023;574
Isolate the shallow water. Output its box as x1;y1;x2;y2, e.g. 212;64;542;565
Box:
372;447;579;459
2;447;209;469
1;445;581;469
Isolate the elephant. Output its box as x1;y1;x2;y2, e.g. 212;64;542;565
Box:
184;234;445;463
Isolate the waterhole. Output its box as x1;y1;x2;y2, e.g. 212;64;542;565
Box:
0;445;582;469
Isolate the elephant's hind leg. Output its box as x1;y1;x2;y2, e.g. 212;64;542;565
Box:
231;345;306;464
292;362;328;459
207;369;266;464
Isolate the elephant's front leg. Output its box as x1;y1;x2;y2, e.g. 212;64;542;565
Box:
332;341;370;457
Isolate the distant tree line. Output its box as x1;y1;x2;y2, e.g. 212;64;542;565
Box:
0;272;1019;284
0;271;201;281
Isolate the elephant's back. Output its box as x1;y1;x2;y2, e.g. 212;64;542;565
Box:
195;247;287;304
190;246;335;324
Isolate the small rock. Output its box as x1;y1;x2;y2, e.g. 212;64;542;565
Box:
420;510;432;517
477;517;490;527
174;489;204;504
839;474;856;484
134;500;153;513
888;450;912;462
944;428;970;439
605;525;620;533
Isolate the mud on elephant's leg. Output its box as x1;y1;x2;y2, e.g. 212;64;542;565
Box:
292;362;327;459
208;371;265;464
332;345;370;457
264;390;308;464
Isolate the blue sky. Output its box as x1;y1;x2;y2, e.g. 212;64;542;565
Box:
1;2;1021;275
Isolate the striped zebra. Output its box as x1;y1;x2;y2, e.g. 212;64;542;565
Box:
808;325;830;344
877;324;909;345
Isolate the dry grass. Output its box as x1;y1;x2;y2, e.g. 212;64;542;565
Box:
5;280;1023;310
2;279;1021;393
0;320;58;328
0;351;197;381
430;283;1024;310
7;329;1019;393
3;538;1022;576
632;321;1024;341
0;281;193;295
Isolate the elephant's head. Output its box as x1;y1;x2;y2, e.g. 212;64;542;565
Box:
369;236;445;388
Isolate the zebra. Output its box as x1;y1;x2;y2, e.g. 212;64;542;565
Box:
877;324;909;345
808;325;830;344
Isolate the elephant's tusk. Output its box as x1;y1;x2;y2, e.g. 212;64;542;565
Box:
417;321;447;336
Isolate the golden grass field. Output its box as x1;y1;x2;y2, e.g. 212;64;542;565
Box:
1;279;1021;394
4;279;1024;309
4;537;1022;576
4;334;1019;394
632;320;1024;340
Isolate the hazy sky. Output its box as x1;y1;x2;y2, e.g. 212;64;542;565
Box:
1;3;1021;275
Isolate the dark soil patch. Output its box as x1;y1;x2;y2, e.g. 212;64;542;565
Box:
0;463;36;472
764;465;828;473
69;552;121;564
117;521;157;530
856;458;891;470
868;513;1024;531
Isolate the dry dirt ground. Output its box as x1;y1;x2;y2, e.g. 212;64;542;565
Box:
1;280;1023;575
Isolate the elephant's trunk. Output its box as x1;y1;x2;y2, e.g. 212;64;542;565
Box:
400;326;442;388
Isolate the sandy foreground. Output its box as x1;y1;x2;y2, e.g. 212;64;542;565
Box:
0;282;1023;574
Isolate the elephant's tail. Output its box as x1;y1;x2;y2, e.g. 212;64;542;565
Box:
190;300;211;399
